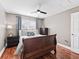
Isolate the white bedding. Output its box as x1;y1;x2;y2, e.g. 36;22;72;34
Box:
14;34;45;55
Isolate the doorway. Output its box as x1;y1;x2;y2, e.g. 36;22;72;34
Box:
71;12;79;53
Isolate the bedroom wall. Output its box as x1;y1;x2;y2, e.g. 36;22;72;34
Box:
6;13;17;36
44;6;79;47
6;13;44;36
0;4;6;52
20;16;44;34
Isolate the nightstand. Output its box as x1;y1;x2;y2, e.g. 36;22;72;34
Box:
7;36;19;48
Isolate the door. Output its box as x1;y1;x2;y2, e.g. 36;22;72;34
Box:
71;12;79;53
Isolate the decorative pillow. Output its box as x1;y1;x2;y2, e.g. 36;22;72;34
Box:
27;32;35;36
21;30;37;36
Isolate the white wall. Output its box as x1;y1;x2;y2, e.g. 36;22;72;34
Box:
0;4;6;51
6;13;17;36
44;6;79;47
45;12;71;47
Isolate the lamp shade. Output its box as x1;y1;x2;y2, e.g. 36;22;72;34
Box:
7;25;13;29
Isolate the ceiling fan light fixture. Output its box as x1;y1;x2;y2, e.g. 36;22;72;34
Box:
31;2;47;15
37;11;40;14
37;9;40;12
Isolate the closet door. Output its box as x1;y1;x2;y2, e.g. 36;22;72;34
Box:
71;12;79;53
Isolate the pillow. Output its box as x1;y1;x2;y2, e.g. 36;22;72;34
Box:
20;30;38;36
27;32;35;36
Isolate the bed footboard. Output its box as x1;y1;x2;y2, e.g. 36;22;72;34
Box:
22;34;57;59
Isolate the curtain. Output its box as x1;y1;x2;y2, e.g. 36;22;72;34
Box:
16;15;21;36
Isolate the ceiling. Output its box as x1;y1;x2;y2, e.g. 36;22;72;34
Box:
0;0;79;18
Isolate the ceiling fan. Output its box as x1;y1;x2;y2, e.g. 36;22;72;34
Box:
31;3;47;14
35;9;47;14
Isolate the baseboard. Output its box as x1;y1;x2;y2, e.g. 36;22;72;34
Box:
57;43;71;50
0;47;6;58
57;43;79;54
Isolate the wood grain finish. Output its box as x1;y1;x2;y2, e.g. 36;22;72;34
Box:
1;45;79;59
22;35;56;59
0;47;20;59
39;28;48;35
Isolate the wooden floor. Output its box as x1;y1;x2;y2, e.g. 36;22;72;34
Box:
1;45;79;59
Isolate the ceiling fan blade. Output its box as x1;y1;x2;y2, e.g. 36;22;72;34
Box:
40;11;47;14
31;9;47;14
37;9;47;14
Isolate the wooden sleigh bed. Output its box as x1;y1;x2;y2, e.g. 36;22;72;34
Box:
21;34;57;59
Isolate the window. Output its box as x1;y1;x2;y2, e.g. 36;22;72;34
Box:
21;16;36;30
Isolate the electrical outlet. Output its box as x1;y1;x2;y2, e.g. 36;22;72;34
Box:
65;40;68;43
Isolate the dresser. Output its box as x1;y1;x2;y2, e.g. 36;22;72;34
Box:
39;28;48;35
